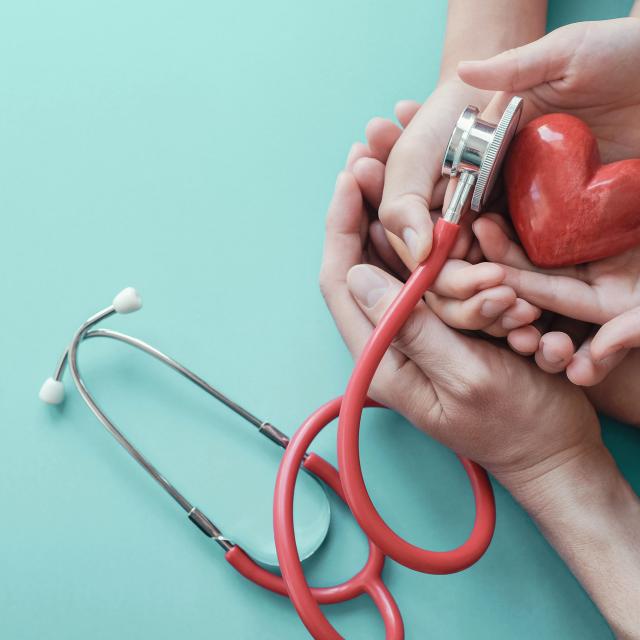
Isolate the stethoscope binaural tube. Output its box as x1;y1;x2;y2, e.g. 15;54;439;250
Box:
40;287;331;570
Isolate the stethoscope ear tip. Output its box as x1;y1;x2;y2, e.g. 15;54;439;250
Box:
39;377;65;405
113;287;143;314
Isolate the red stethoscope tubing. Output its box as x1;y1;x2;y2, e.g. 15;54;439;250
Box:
274;397;403;640
271;218;496;638
337;218;496;573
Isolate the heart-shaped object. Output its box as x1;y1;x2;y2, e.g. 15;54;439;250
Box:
504;113;640;268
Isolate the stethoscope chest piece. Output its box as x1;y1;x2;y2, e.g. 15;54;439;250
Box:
442;96;523;212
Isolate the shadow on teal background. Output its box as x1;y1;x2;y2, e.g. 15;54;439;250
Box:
1;1;637;638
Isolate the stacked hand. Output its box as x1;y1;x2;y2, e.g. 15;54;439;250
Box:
320;164;600;484
362;18;640;392
456;18;640;388
320;12;640;637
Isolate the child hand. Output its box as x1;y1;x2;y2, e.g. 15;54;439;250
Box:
346;114;540;336
473;214;640;385
354;80;504;267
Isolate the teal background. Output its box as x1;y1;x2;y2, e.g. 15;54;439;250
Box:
1;1;638;638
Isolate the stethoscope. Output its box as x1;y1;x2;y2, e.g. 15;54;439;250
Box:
41;96;523;640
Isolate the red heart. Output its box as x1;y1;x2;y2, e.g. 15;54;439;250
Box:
504;113;640;268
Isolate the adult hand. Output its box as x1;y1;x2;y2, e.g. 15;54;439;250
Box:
458;18;640;164
374;0;547;266
450;17;640;386
320;166;640;639
320;167;599;483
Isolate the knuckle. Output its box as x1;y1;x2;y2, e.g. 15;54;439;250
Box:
449;275;467;299
378;200;398;227
378;194;425;229
392;311;427;356
454;363;495;404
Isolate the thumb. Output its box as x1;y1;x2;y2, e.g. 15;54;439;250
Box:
590;307;640;362
457;27;574;92
379;90;472;264
346;263;468;376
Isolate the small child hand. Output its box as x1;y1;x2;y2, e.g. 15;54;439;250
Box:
473;214;640;385
348;112;540;336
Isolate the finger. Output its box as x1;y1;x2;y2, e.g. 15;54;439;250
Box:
346;263;471;375
457;27;574;92
534;331;574;374
480;211;519;241
502;267;603;324
590;307;640;361
473;216;583;279
450;213;476;260
369;220;410;280
465;239;484;264
379;97;462;262
352;156;385;210
566;336;629;387
473;218;603;323
365;117;403;164
430;260;505;299
320;172;379;357
472;216;537;270
345;142;371;170
433;297;540;338
507;325;541;355
431;176;448;211
395;100;421;128
501;298;541;331
424;285;516;331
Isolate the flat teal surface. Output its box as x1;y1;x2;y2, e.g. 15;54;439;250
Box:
2;1;638;638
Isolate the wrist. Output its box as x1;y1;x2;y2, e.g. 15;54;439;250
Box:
500;441;617;518
502;443;640;639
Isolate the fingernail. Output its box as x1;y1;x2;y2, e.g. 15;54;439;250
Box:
541;341;564;365
481;299;511;318
348;265;389;308
402;227;421;262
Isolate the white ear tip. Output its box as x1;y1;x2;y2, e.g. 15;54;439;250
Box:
113;287;142;314
39;377;65;405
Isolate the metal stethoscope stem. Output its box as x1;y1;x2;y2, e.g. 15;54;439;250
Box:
47;297;293;552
